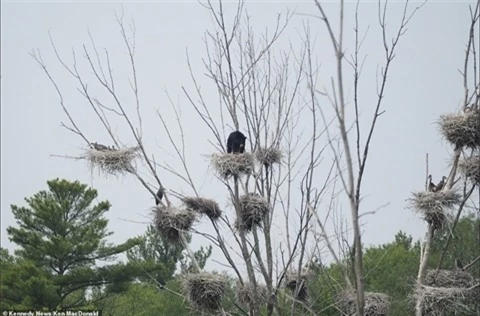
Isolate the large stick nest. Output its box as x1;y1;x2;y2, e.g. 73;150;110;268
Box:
459;155;480;184
87;146;139;175
410;190;461;211
182;197;222;220
182;272;227;311
254;147;283;166
236;193;270;232
235;282;269;306
211;153;254;179
409;191;461;229
439;110;480;149
414;284;479;315
339;291;390;316
415;269;479;315
153;206;196;243
425;269;475;287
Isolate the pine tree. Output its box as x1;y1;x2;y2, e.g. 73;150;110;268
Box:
3;178;143;310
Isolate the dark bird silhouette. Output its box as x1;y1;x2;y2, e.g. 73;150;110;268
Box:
434;176;447;192
227;131;247;154
428;175;436;192
455;258;464;270
91;142;109;151
155;187;164;205
463;103;478;113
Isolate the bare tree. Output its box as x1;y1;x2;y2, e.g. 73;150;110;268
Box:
31;1;337;315
33;0;454;314
181;2;336;314
412;2;480;315
312;0;425;314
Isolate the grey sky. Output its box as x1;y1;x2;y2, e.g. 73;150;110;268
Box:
1;1;478;273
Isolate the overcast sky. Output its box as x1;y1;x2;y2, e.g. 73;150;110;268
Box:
2;0;479;273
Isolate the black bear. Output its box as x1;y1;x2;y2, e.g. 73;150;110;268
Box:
227;131;247;154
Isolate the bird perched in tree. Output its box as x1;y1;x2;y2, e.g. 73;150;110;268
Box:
227;131;247;154
455;258;464;270
155;187;164;205
428;175;436;192
462;103;478;114
91;142;109;151
434;176;447;192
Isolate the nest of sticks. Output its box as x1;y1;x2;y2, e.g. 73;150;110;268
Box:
439;110;480;149
236;193;270;232
459;155;480;184
409;190;461;229
87;146;139;175
182;272;227;311
285;272;311;301
339;291;390;316
211;153;254;179
425;269;475;287
153;206;196;243
415;269;479;315
415;269;479;316
255;147;283;166
410;190;461;212
235;283;269;306
182;197;222;220
415;286;479;316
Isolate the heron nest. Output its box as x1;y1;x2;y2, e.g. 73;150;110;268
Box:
439;110;480;149
415;286;479;316
339;291;390;316
410;190;461;212
235;283;269;306
182;197;222;220
285;272;311;301
153;206;196;243
211;153;254;179
409;190;461;229
182;272;227;311
414;269;479;315
414;270;479;316
425;269;475;287
255;147;283;166
236;193;270;231
87;146;139;175
459;155;480;184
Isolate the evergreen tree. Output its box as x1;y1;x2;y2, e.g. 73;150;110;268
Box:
127;225;212;286
3;179;143;310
